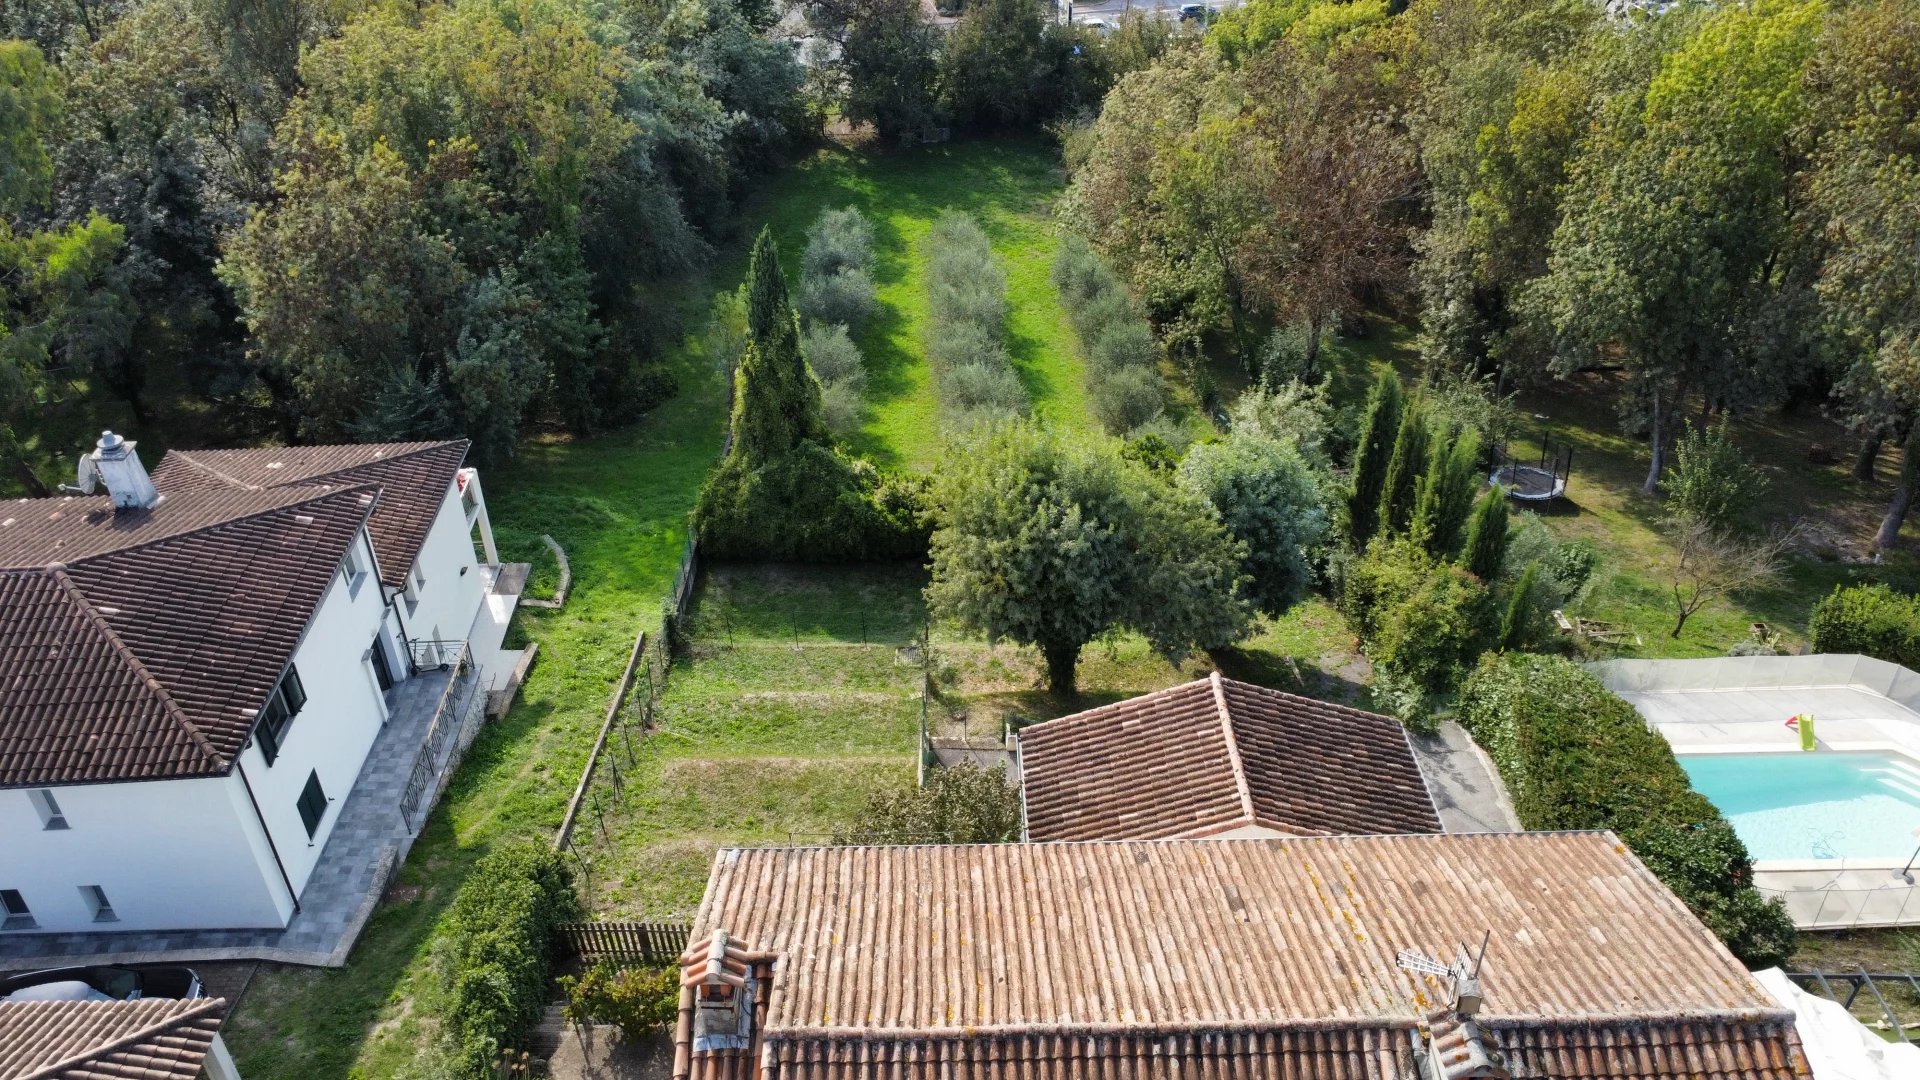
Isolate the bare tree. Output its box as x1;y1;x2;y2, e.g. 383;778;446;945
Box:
1666;518;1798;639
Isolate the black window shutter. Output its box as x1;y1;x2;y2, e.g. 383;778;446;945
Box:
297;771;328;838
283;667;307;715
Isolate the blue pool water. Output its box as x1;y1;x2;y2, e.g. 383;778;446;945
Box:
1679;752;1920;861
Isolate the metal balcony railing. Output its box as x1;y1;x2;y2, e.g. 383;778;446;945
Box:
398;644;487;832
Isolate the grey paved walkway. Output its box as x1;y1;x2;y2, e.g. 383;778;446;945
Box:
0;668;473;971
1409;720;1522;834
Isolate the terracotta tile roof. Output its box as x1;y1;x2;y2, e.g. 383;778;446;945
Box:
0;487;322;569
151;440;468;587
0;486;378;788
675;833;1808;1080
1017;674;1442;841
0;996;227;1079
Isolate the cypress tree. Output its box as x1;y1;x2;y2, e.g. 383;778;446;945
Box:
729;227;825;462
1413;430;1483;557
1377;404;1429;539
1500;562;1541;649
1461;487;1511;581
1346;370;1403;547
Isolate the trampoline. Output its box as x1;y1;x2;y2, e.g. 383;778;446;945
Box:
1489;436;1572;503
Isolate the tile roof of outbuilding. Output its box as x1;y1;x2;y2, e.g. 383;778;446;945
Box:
0;996;228;1079
0;485;378;788
676;833;1808;1080
1016;673;1443;841
151;440;468;588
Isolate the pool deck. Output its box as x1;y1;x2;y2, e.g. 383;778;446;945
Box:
1594;655;1920;930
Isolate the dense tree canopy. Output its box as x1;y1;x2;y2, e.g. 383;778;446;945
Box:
1059;0;1920;547
3;0;804;485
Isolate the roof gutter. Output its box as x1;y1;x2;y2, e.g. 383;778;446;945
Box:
234;756;300;917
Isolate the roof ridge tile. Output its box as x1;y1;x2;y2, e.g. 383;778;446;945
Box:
1209;671;1258;827
161;450;262;491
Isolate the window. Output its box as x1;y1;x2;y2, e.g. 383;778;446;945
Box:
256;666;308;766
80;885;116;923
297;770;328;839
1;890;33;931
403;563;425;614
29;789;67;830
340;541;370;600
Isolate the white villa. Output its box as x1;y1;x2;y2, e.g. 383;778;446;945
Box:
1;432;517;936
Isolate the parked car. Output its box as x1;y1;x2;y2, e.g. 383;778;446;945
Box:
1179;3;1208;19
0;965;203;1002
1082;17;1109;31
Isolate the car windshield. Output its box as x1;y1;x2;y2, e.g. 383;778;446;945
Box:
4;980;115;1003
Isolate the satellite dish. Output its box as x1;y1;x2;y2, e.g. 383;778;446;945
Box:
62;454;101;496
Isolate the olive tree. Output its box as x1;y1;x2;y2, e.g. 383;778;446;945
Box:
926;422;1251;695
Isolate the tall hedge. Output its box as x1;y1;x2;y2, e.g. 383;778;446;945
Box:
1808;583;1920;667
1459;654;1796;969
437;843;585;1077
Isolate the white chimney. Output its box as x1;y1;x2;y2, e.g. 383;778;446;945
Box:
83;430;159;512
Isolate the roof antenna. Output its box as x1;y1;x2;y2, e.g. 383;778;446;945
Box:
1399;932;1508;1079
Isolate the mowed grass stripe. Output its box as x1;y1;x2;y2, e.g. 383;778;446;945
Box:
740;135;1089;470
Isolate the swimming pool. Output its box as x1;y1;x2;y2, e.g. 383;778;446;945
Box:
1678;752;1920;862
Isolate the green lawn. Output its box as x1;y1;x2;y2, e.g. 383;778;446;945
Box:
221;302;732;1077
740;135;1095;470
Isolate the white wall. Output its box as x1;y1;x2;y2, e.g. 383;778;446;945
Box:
241;530;393;896
2;775;285;932
395;481;487;660
2;527;391;934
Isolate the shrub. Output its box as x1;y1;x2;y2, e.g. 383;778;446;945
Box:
558;963;679;1036
1809;583;1920;666
836;761;1023;844
1229;379;1333;468
1343;539;1495;725
1071;287;1135;344
1090;365;1167;433
1341;537;1433;643
1053;236;1172;434
946;360;1029;415
797;266;879;328
802;206;875;280
1177;432;1330;618
1459;654;1796;968
926;212;1023;422
436;843;583;1077
1050;235;1111;311
1667;420;1769;532
1087;320;1158;376
697;443;929;560
820;380;864;436
1369;562;1493;726
801;322;866;390
927;320;1011;374
1254;322;1328;385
